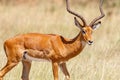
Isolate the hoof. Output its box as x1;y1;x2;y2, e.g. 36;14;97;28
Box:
65;76;70;80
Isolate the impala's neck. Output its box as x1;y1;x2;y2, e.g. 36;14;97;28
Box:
61;32;86;59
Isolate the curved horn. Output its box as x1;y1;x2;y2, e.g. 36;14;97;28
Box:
66;0;87;26
89;0;105;27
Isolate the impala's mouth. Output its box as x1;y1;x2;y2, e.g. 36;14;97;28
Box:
87;40;93;45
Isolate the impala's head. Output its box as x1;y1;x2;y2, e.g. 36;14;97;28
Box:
66;0;105;45
74;17;101;45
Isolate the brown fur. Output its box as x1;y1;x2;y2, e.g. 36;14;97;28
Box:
0;29;92;80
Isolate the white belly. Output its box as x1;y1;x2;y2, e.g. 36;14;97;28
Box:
23;53;51;62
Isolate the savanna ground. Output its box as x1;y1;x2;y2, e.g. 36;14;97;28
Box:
0;0;120;80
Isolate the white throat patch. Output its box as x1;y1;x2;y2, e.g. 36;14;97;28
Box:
81;41;86;48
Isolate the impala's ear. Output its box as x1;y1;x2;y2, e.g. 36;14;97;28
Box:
92;21;101;30
74;17;83;30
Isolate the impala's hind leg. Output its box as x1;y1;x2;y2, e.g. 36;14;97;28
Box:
21;60;31;80
0;42;23;80
0;60;18;80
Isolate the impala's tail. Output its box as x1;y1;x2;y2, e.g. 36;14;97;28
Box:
3;42;8;58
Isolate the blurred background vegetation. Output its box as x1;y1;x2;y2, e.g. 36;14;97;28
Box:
0;0;120;7
0;0;120;80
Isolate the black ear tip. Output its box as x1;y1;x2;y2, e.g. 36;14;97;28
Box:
74;17;77;26
74;17;77;20
98;21;101;24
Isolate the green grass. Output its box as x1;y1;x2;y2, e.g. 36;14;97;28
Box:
0;1;120;80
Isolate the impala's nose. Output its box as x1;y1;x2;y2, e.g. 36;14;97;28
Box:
88;40;93;45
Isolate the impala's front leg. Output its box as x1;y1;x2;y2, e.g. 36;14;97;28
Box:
21;60;31;80
52;62;59;80
59;62;70;80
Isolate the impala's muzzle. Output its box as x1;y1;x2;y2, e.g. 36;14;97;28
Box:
88;40;93;45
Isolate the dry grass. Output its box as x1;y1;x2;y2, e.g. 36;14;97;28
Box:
0;0;120;80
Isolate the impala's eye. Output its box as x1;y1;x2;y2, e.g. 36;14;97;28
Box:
82;30;86;34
